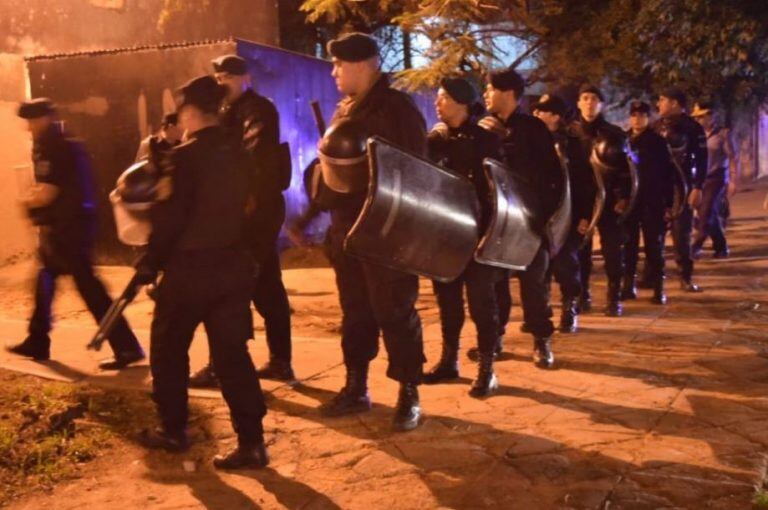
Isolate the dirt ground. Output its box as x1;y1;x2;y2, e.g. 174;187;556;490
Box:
0;182;767;509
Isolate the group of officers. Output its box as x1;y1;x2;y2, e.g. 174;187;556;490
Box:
6;32;737;469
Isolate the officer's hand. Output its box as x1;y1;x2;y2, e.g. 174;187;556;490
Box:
727;181;736;197
688;188;703;208
577;219;589;235
286;222;307;247
614;198;629;214
664;208;673;222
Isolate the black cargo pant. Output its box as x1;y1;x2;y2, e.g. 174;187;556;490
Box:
150;250;265;443
432;262;505;356
579;209;625;292
496;274;512;338
29;225;141;356
670;203;695;281
327;227;425;384
252;249;292;362
624;203;666;285
515;245;555;338
549;233;583;301
693;173;728;253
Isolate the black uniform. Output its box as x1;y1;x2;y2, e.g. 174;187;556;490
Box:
569;114;632;309
326;74;428;384
496;110;561;341
428;120;504;358
26;123;143;358
625;128;675;289
220;89;292;364
653;113;707;283
142;126;266;443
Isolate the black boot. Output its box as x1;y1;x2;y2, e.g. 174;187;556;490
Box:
138;427;189;452
680;278;702;293
605;282;623;317
189;363;219;388
621;275;637;300
256;357;296;381
393;383;421;431
319;365;371;417
469;353;499;398
559;297;579;333
6;335;51;361
213;440;269;470
651;278;667;305
533;337;555;369
467;337;503;362
579;289;592;313
422;345;459;384
99;349;146;370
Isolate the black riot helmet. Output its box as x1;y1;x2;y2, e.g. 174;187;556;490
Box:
116;160;159;204
317;118;370;194
591;131;627;175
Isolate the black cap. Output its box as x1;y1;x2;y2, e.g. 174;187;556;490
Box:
212;54;248;76
327;32;379;62
440;77;478;105
161;112;178;127
578;84;604;101
18;98;56;119
533;94;567;117
660;86;687;108
174;75;226;114
488;67;525;97
629;100;651;115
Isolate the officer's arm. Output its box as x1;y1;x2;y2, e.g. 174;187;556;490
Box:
571;143;596;222
693;123;708;189
658;137;676;208
23;183;59;209
143;152;194;271
725;129;739;185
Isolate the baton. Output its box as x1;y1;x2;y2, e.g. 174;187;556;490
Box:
310;100;326;138
87;271;145;352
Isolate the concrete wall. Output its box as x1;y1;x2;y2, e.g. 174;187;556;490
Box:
0;0;279;56
0;54;36;265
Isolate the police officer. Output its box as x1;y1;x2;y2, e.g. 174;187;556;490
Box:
653;87;706;292
481;67;561;369
533;94;596;333
6;99;145;370
691;101;736;259
422;77;504;396
134;112;182;165
188;55;295;387
137;76;268;469
318;32;427;431
569;84;632;316
624;100;675;304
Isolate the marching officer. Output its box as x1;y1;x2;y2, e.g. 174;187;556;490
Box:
569;84;632;316
624;100;675;304
422;77;505;397
317;33;428;431
481;67;562;369
653;87;707;292
189;54;295;387
532;94;596;333
137;76;269;469
6;99;145;370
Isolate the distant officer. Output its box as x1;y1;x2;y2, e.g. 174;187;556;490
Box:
317;33;428;431
189;54;295;387
482;67;562;369
624;100;675;304
137;76;268;470
653;87;707;292
533;94;596;332
6;99;145;370
422;77;504;396
691;101;737;259
568;84;632;316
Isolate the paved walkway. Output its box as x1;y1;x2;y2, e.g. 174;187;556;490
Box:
3;182;768;509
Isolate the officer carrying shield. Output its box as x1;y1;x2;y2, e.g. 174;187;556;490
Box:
317;32;428;431
422;77;505;397
136;76;268;470
481;67;562;369
6;99;145;370
533;94;596;333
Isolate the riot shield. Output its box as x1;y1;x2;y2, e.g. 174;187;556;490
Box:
343;136;481;282
474;158;542;271
548;142;573;257
582;149;608;246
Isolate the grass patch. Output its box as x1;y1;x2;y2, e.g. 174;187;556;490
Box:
755;489;768;509
0;369;156;506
